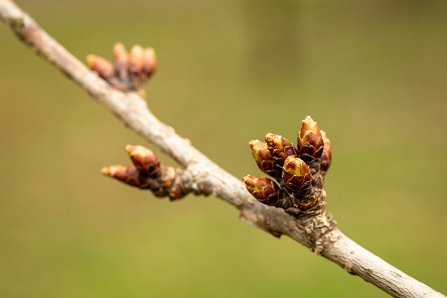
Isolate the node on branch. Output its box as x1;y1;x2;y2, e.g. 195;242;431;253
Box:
87;43;156;97
244;116;332;218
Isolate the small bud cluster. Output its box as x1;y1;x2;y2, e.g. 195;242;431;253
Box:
87;43;157;97
243;116;332;214
102;145;190;200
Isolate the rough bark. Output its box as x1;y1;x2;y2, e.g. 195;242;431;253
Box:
0;1;444;297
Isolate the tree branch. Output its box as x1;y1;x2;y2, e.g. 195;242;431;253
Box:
0;1;444;297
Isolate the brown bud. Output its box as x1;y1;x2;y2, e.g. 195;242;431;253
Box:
264;133;297;167
142;47;157;78
297;116;324;173
153;166;176;197
125;145;161;178
168;169;189;200
320;130;332;176
243;175;281;205
129;44;145;76
113;42;129;79
249;140;281;178
101;165;151;188
86;54;114;79
282;156;312;197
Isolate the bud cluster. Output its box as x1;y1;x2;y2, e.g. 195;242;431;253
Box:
87;43;157;97
243;116;332;214
102;145;190;200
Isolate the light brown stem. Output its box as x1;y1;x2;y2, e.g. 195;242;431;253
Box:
0;1;444;297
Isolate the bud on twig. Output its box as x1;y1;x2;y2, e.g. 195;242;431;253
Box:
86;54;114;80
113;42;129;80
126;144;161;178
101;165;151;188
245;116;331;215
142;47;157;78
249;140;281;179
282;156;312;197
243;175;281;205
129;44;144;76
264;133;297;167
102;145;191;200
297;116;324;174
86;43;157;97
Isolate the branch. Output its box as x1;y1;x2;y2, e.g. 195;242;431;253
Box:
0;1;444;297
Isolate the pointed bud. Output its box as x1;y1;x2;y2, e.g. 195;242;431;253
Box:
243;175;281;205
320;130;332;176
86;54;114;79
142;47;157;78
125;145;161;178
129;44;145;76
264;133;297;168
249;140;281;178
113;42;129;79
101;165;150;188
282;156;312;197
297;116;324;173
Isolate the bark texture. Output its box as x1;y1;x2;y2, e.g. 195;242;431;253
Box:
0;1;444;297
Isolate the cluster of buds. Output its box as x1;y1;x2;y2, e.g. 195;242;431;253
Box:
87;43;157;97
101;145;190;200
243;116;332;215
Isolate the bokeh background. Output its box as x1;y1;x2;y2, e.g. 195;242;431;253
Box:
1;0;446;297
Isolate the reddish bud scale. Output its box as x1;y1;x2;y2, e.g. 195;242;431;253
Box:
101;165;152;188
243;175;281;206
282;156;312;197
249;140;282;179
126;144;161;178
264;133;297;168
293;195;318;211
86;54;114;79
297;116;324;173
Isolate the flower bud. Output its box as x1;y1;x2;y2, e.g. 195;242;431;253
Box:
125;144;161;178
142;47;157;78
153;167;176;197
249;140;281;179
243;175;281;205
101;165;150;188
297;116;324;173
129;44;144;76
320;130;332;176
282;156;312;197
86;54;114;79
113;42;129;79
264;133;297;167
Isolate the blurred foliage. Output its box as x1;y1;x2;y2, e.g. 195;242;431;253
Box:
1;0;447;297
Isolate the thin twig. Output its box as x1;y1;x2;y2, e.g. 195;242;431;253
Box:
0;1;444;297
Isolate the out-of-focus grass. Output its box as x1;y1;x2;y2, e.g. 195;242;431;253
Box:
1;0;446;297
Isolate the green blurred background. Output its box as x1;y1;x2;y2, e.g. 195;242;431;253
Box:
1;0;446;297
